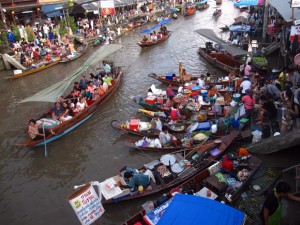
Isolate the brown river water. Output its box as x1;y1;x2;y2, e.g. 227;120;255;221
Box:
0;1;299;224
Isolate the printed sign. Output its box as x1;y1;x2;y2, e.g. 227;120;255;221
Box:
233;0;258;6
68;182;105;225
292;0;300;8
100;0;115;15
290;25;300;42
143;199;172;225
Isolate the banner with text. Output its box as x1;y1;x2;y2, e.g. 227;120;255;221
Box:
101;0;115;15
233;0;258;6
290;25;300;42
292;0;300;8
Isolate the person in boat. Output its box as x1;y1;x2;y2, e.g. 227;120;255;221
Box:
166;84;175;99
206;72;211;83
51;102;64;120
150;115;163;131
142;35;149;43
116;166;154;192
170;103;182;123
256;94;278;126
260;181;300;225
45;52;52;63
69;41;76;56
74;97;88;113
101;60;111;75
276;67;288;91
261;80;281;101
79;76;88;90
33;48;40;64
28;119;46;140
159;125;178;147
103;74;113;87
197;74;206;89
59;102;73;122
239;77;252;97
241;89;255;118
207;85;222;98
86;81;97;100
98;79;107;96
165;96;174;109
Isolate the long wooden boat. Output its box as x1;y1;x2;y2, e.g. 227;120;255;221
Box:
148;72;199;86
196;3;210;10
97;130;238;204
5;59;60;80
60;43;88;63
137;32;171;48
111;120;160;138
213;9;222;17
183;5;196;16
121;153;260;225
14;66;122;148
246;127;300;155
198;47;242;73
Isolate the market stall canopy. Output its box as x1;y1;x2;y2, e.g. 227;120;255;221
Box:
194;29;248;57
41;3;64;17
157;194;246;225
75;0;99;12
269;0;300;22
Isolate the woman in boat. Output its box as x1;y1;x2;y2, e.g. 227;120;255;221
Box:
241;89;255;118
45;52;52;63
98;79;107;97
159;125;178;147
170;103;182;123
150;115;163;131
59;102;73;122
28;119;46;140
142;35;149;43
166;84;175;98
74;97;88;113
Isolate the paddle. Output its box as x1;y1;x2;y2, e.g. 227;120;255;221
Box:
42;123;48;157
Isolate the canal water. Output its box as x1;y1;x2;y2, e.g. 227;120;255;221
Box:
0;1;299;224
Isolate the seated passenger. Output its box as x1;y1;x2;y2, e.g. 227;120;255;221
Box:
28;119;45;140
103;74;112;86
159;125;178;147
51;102;64;120
45;53;52;62
142;35;149;42
74;97;88;113
59;102;73;122
98;80;107;96
86;81;97;99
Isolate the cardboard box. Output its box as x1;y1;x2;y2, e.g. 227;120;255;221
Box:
145;96;157;105
129;119;140;131
100;175;130;200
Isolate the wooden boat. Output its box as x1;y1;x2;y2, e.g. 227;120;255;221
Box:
97;131;238;204
111;120;160;138
121;153;260;225
148;72;199;86
198;47;242;73
60;43;88;63
246;127;300;155
5;59;60;80
14;66;123;147
137;32;171;48
281;164;300;195
213;9;222;17
197;3;210;10
183;5;196;16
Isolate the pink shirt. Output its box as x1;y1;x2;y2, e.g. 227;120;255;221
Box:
244;64;251;76
242;95;255;110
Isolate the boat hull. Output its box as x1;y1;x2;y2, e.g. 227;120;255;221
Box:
138;33;170;48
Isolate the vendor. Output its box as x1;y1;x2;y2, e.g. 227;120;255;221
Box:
159;125;178;147
150;115;162;131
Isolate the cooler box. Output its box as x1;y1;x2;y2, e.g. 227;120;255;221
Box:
165;72;174;80
145;96;157;105
191;86;200;96
195;122;211;131
129;119;140;131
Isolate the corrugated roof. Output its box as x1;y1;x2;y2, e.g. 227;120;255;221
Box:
269;0;300;22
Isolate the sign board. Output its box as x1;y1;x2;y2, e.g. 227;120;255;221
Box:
292;0;300;8
233;0;258;6
68;183;105;225
290;25;300;42
295;19;300;25
100;0;115;15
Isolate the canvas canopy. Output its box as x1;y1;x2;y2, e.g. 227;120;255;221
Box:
140;19;172;34
20;44;123;103
269;0;300;22
194;29;248;57
157;194;246;225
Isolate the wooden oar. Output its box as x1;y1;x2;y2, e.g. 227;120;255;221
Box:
42;124;48;157
185;137;209;159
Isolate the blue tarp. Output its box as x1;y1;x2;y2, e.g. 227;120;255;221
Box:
157;194;246;225
140;19;172;34
41;4;64;17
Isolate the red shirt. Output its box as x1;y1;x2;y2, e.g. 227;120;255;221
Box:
242;95;255;110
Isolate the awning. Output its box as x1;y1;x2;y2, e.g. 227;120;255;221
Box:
194;29;248;57
269;0;300;22
41;4;64;17
157;195;246;225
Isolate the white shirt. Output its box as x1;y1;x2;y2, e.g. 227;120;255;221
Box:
155;119;162;131
197;78;205;89
240;80;252;94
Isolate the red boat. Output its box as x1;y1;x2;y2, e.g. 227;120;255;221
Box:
137;32;171;48
183;4;196;16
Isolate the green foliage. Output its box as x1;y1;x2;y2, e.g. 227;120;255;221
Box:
59;16;78;36
11;24;21;41
0;21;8;46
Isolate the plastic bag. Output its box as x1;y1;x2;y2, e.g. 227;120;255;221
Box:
252;130;262;143
154;138;162;148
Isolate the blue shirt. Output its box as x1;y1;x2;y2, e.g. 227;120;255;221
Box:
102;64;111;73
123;167;150;189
